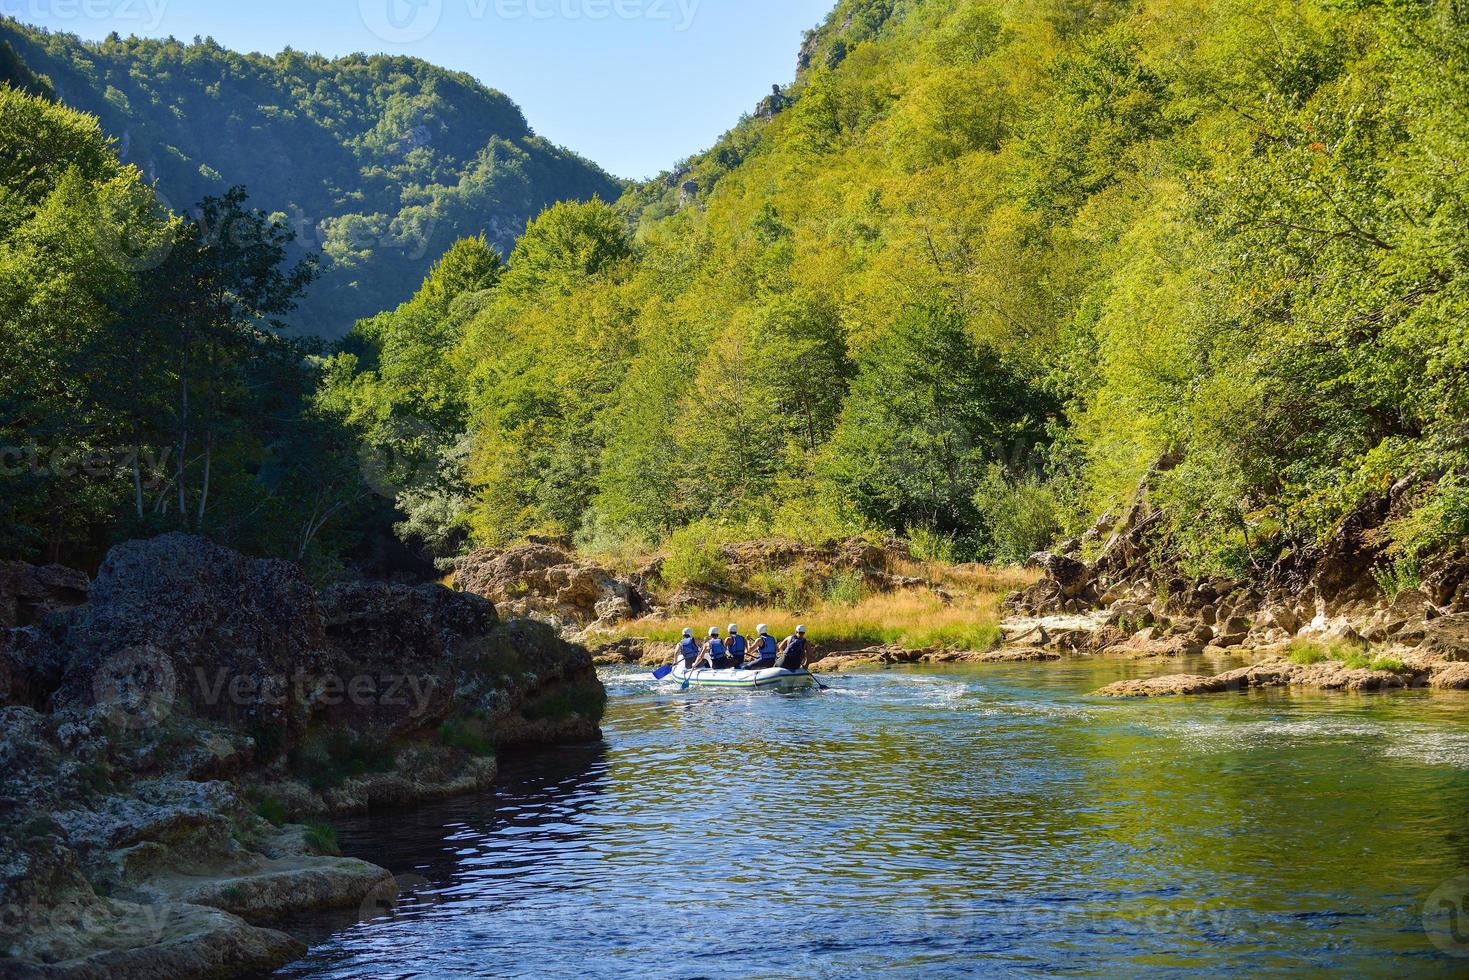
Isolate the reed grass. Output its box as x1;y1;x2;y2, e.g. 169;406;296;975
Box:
605;572;1026;653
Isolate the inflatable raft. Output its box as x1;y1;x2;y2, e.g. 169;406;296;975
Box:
667;663;817;691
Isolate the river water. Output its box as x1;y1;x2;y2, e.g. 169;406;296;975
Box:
277;659;1469;977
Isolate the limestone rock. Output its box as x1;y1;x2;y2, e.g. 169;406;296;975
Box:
51;534;327;739
1418;614;1469;662
1096;674;1226;697
0;561;89;628
454;544;646;628
1429;663;1469;690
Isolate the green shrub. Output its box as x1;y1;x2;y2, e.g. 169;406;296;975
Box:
304;822;340;855
900;621;1002;652
523;683;608;722
1369;656;1411;674
439;716;497;758
1386;472;1469;560
907;526;957;564
289;729;398;790
1288;642;1332;666
824;570;866;607
74;760;113;797
1371;558;1422;602
748;566;823;610
974;466;1066;564
249;722;285;763
662;523;733;590
256;797;288;827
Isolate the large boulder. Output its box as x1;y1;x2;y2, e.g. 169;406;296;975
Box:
1007;551;1096;615
50;534;328;740
1033;552;1091;599
1363;587;1433;643
315;582;495;740
454;544;646;629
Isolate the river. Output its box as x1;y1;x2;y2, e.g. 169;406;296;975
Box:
277;658;1469;977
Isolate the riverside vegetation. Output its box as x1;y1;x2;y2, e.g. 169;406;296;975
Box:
3;0;1467;604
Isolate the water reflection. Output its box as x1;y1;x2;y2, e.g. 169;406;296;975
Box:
278;660;1469;978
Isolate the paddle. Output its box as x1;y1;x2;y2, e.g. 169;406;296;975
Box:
651;665;673;681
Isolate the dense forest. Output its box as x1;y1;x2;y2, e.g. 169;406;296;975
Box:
2;0;1467;587
337;0;1469;577
0;17;622;335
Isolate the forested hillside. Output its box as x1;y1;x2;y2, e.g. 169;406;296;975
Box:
0;18;622;334
335;0;1469;578
4;0;1466;586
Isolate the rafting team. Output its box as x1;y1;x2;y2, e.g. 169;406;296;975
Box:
672;624;811;673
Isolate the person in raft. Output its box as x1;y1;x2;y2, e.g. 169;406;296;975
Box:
777;625;811;671
741;624;779;670
725;624;748;670
690;627;733;670
675;628;700;669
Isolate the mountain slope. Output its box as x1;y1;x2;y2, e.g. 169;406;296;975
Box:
0;18;623;335
337;0;1469;580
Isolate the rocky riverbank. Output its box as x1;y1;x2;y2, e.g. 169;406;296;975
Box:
1002;464;1469;696
1;534;606;978
1095;654;1469;698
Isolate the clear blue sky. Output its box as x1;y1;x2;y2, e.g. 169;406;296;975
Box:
6;0;835;178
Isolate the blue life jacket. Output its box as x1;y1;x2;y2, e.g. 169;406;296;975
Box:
708;640;734;669
727;634;748;665
677;637;699;666
752;635;778;662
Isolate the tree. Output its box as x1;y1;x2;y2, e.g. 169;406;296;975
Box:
821;304;1051;550
141;187;316;530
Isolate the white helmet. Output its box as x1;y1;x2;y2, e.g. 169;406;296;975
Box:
757;624;769;635
728;623;739;634
708;627;720;637
682;628;692;638
797;625;807;635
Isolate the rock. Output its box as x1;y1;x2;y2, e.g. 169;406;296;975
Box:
150;854;394;923
1096;674;1227;697
1;626;68;710
454;544;646;628
0;561;89;628
1082;510;1115;545
1106;602;1155;631
812;645;1060;672
315;582;494;740
0;833;306;976
314;751;498;817
1429;663;1469;690
1095;657;1432;698
1418;614;1469;662
1363;588;1433;643
0;533;608;978
51;534;328;739
1031;552;1090;598
1260;604;1304;635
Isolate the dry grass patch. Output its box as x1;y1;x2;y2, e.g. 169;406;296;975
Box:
605;572;1019;654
